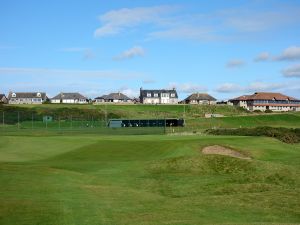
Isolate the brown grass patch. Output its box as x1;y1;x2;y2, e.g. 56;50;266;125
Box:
202;145;251;160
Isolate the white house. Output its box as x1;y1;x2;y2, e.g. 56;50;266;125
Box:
0;94;8;104
139;88;178;104
94;92;132;104
182;93;217;105
51;92;88;104
7;92;47;104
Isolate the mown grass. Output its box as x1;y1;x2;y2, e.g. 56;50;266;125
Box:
0;134;299;225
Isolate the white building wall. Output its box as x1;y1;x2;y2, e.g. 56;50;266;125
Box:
9;98;43;104
51;99;60;104
143;98;160;104
62;99;75;104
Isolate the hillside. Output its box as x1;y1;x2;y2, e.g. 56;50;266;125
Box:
0;103;248;119
0;104;300;131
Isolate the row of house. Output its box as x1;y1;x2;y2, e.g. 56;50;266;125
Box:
1;89;299;112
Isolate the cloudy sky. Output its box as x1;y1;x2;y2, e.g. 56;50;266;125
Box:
1;0;300;100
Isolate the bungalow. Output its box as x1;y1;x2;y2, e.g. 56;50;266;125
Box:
7;92;47;104
182;93;217;105
229;92;300;112
140;88;178;104
51;92;88;104
94;92;132;104
0;94;8;104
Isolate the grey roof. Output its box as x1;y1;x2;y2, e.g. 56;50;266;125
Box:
140;89;178;98
0;94;6;99
184;93;216;101
95;93;131;100
8;92;47;99
52;92;86;100
95;95;108;100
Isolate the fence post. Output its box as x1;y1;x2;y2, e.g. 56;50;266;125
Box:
18;112;20;129
105;103;108;127
58;116;61;131
70;115;73;130
2;111;4;131
32;113;34;130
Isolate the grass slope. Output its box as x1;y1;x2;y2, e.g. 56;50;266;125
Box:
0;134;299;225
1;104;300;130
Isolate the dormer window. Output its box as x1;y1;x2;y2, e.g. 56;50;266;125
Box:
147;93;151;97
171;93;175;97
154;93;158;97
12;93;16;97
37;92;41;97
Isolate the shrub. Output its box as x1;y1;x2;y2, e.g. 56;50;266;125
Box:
265;109;273;113
206;126;300;144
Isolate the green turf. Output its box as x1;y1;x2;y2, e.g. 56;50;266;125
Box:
0;134;299;225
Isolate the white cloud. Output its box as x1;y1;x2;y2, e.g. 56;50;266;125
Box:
254;52;270;62
149;26;214;41
142;79;156;84
119;87;139;98
226;59;245;68
274;46;300;61
168;82;207;93
215;83;242;93
113;46;145;60
221;10;299;33
94;5;177;37
282;64;300;77
94;4;300;42
216;82;285;93
60;47;95;60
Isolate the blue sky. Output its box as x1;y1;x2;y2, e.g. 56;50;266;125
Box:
1;0;300;100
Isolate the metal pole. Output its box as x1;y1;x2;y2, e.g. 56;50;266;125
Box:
2;111;4;131
59;116;61;130
18;112;20;129
32;113;33;130
70;115;73;130
105;104;107;127
46;116;48;129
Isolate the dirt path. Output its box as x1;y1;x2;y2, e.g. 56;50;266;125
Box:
202;145;251;160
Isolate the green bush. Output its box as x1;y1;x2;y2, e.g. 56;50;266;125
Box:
206;126;300;144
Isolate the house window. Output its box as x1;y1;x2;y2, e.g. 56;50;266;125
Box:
12;93;16;97
171;93;175;97
37;92;41;97
154;93;158;97
147;93;151;97
161;93;169;98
